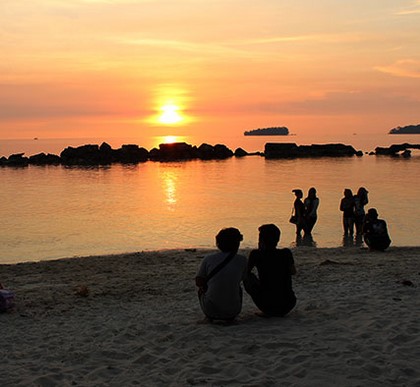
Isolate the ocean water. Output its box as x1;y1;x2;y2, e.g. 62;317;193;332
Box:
1;133;419;263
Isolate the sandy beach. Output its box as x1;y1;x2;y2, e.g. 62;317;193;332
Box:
1;246;419;386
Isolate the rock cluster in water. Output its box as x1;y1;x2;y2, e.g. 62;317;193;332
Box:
0;142;253;167
374;143;420;157
2;141;417;167
264;143;363;158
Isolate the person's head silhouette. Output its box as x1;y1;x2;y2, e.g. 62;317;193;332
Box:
258;224;281;250
216;228;243;252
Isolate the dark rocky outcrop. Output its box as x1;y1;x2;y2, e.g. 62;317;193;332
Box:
264;143;359;158
60;143;149;165
374;143;420;156
29;153;61;165
234;147;248;157
6;153;29;166
149;142;197;161
115;144;149;163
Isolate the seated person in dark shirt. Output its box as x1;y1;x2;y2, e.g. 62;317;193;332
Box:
363;208;391;251
244;224;297;317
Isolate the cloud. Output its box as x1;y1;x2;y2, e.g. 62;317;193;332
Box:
246;90;420;116
396;0;420;15
374;60;420;79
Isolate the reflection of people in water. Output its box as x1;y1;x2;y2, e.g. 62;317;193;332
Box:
304;187;319;236
363;208;391;251
340;189;355;237
354;187;369;236
244;224;297;317
292;189;305;237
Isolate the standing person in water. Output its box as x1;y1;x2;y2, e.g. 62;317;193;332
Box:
195;227;247;322
354;187;369;236
292;189;306;238
244;224;297;317
340;188;355;237
304;187;320;236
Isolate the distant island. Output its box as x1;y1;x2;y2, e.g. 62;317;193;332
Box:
244;127;289;136
389;124;420;134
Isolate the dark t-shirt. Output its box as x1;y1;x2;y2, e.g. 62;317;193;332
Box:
340;197;355;218
248;248;295;300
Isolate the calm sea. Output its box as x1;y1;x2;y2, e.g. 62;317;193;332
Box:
1;133;419;264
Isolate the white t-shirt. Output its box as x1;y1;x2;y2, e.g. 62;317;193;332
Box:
197;251;247;319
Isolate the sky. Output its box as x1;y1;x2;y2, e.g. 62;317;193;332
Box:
1;0;420;140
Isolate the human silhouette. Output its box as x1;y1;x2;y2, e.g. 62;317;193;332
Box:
340;189;355;237
291;189;305;237
244;224;296;317
304;187;319;236
363;208;391;251
354;187;369;236
195;228;247;322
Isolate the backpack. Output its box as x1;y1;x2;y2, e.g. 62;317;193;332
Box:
0;288;15;312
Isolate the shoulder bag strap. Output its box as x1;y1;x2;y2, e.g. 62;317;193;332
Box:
206;251;237;283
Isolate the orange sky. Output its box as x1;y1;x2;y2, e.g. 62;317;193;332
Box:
1;0;420;139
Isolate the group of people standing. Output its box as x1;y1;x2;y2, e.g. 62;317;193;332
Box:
291;187;319;239
291;186;391;251
339;187;391;251
340;187;369;237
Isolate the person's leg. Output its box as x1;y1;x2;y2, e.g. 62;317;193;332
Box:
244;273;267;313
343;217;349;236
348;218;355;236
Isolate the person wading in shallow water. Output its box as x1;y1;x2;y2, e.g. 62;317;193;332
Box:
304;187;319;237
195;228;247;323
340;188;355;237
292;189;306;238
244;224;297;317
354;187;369;237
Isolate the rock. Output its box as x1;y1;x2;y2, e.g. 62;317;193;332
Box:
60;144;102;165
29;153;61;165
375;143;420;156
150;142;196;161
264;143;357;158
213;144;233;159
234;147;248;157
116;144;149;163
7;153;29;166
197;143;215;160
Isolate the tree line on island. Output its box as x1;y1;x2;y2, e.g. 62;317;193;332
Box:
244;127;289;136
389;124;420;134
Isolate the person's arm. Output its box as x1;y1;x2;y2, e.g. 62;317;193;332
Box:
195;259;208;289
195;276;207;288
340;198;344;211
286;249;297;275
247;250;257;273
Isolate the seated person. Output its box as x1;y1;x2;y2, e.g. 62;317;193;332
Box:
363;208;391;251
244;224;297;317
195;228;247;322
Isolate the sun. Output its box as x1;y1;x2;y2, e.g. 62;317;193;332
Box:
158;104;183;125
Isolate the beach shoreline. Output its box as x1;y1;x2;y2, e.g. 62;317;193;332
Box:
1;246;419;386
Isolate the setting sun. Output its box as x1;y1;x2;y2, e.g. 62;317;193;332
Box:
158;104;183;125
